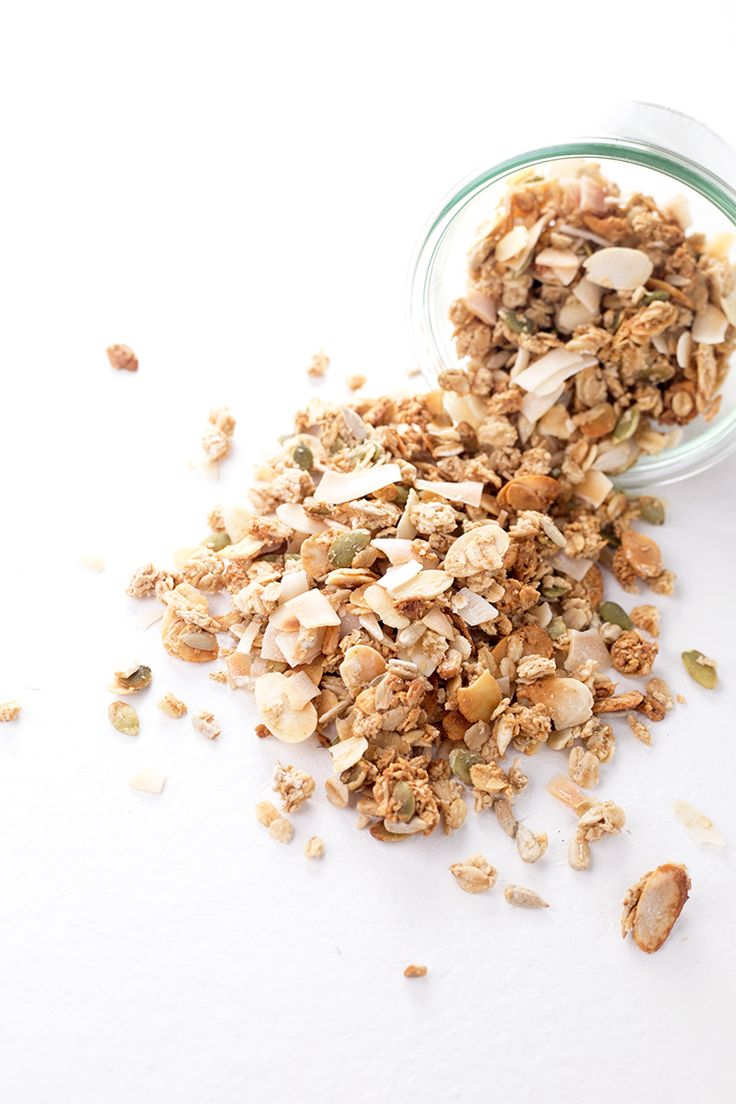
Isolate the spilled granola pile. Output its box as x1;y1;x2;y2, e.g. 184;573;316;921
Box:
124;163;732;935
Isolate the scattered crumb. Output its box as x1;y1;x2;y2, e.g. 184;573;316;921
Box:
307;351;329;379
268;816;294;844
273;762;316;812
208;670;228;683
255;724;271;739
192;709;221;740
304;835;324;859
0;701;21;723
106;343;138;372
627;713;652;746
677;694;687;705
449;854;497;894
202;407;236;464
78;554;106;572
673;800;725;847
255;800;280;827
158;693;187;719
129;768;166;794
346;373;366;392
403;964;428;978
630;604;660;637
406;365;422;377
503;885;550;909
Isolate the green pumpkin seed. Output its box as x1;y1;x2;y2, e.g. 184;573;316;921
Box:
116;665;152;692
599;601;632;630
641;361;675;383
682;650;718;690
370;823;412;843
204;530;231;551
642;290;670;304
394;484;410;507
292;444;314;470
392;781;416;822
610;310;622;334
108;701;140;736
601;525;621;548
499;308;533;334
613;405;640;442
638;496;665;525
541;578;569;600
449;747;483;785
547;617;567;639
329;529;370;568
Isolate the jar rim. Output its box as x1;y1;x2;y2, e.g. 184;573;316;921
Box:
407;135;736;489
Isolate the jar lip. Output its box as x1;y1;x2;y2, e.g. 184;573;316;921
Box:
407;135;736;489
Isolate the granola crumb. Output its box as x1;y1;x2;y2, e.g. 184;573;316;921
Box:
202;407;236;464
273;762;316;812
304;835;325;859
449;854;497;893
630;604;660;637
192;709;221;740
208;670;229;683
627;713;652;746
255;800;280;827
677;694;687;705
346;373;366;391
307;351;329;379
158;692;187;719
106;343;138;372
0;701;21;723
403;964;428;978
268;816;294;844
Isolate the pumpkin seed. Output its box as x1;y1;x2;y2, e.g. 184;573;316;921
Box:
393;484;410;507
108;701;140;736
599;601;632;630
541;579;568;600
547;617;567;639
292;443;314;470
641;360;675;383
328;529;370;569
638;496;665;525
613;405;640;442
204;530;231;551
681;650;718;690
449;747;483;785
499;308;533;334
392;781;416;822
642;290;670;304
115;665;152;692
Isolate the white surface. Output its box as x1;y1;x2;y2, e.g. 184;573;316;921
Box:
1;3;736;1102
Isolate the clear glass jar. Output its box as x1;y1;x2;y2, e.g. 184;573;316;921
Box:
408;102;736;488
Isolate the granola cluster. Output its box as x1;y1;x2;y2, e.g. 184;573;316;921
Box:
124;163;731;888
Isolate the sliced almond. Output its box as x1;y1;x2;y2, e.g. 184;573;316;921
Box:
495;224;529;263
557;299;596;334
330;735;368;774
583;247;654;290
572;275;603;314
254;671;318;743
370;538;417;565
574;469;613;508
314;464;402;505
363;584;410;630
676;330;694;370
451;587;498;627
390;569;453;602
692;304;728;345
339;645;387;694
284;671;320;711
378;559;423;594
415;478;484;508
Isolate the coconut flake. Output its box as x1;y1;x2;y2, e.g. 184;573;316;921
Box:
284;671;320;711
421;608;455;637
572;275;604;314
514;347;598;397
510;347;531;379
673;800;725;847
444;391;483;430
260;620;288;662
79;554;106;572
536;247;580;271
254;671;317;743
583;247;654;291
692;304;728;345
390;569;454;601
662;195;692;230
359;613;385;643
527;601;552;628
510;213;551;273
652;332;670;356
370;538;417;565
557;299;596;335
495;225;529;263
676;330;694;370
558;223;612;249
574;469;613;508
451;587;498;626
578;176;608;214
722;288;736;326
314;464;402;505
465;289;497;326
276;502;327;534
521;385;564;425
415;478;484;507
278;569;310;604
551;552;594;582
378;559;423;594
330;736;368;774
221;505;252;543
564;629;610;672
276;588;340;629
130;768;167;795
236;619;262;656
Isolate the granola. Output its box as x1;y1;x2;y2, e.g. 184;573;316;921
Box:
273;762;315;812
158;692;187;718
0;701;21;723
106;343;138;372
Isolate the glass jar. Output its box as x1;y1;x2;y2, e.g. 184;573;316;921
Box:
408;102;736;488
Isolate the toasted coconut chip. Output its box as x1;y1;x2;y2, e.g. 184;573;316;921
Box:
130;768;167;795
673;800;725;847
390;569;454;602
275;588;340;629
275;629;324;668
451;587;498;626
593;439;638;473
574;469;613;508
510;347;530;379
662;194;692;229
558;223;612;249
545;773;591;812
551;265;579;287
422;608;455;637
314;463;402;505
396;493;418;539
284;671;320;711
221;505;252;543
514;347;598;397
651;332;670;356
359;613;385;642
523;677;594;729
564;628;610;672
378;559;423;594
521;384;564;425
330;735;368;774
260;620;288;662
79;553;106;572
370;538;417;565
415;478;484;508
551;551;594;582
557;299;596;335
277;569;310;604
722;288;736;327
496;224;529;263
465;289;497;326
692;304;728;345
676;330;694;370
572;274;604;313
444;391;483;430
276;502;327;534
583;247;654;290
254;671;318;743
527;601;552;628
510;213;551;274
364;584;410;629
536;247;580;269
219;535;266;562
236;619;262;655
226;651;251;688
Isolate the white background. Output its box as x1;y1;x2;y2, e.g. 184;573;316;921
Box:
1;3;735;1102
